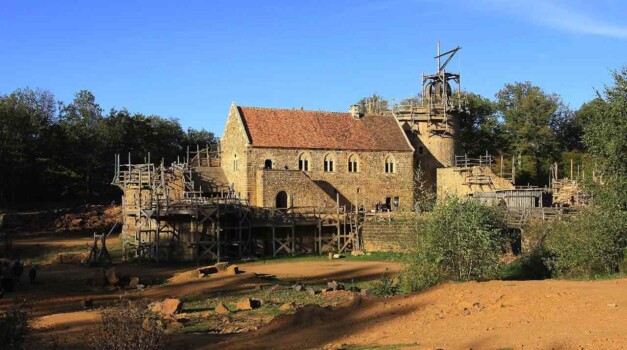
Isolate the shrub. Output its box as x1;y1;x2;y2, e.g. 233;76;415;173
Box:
0;302;30;350
402;197;506;291
369;273;399;296
544;208;627;278
90;300;165;350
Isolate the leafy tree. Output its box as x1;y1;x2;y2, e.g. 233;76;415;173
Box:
356;93;389;114
457;92;503;157
495;82;566;185
581;67;627;210
0;88;57;205
402;197;506;291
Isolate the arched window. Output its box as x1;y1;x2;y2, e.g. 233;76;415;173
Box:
348;154;359;173
276;191;288;209
298;153;311;171
384;155;396;173
233;153;239;171
323;153;335;172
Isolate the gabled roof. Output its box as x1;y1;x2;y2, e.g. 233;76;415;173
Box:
236;106;413;152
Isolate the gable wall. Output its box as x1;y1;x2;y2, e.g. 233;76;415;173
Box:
220;105;250;199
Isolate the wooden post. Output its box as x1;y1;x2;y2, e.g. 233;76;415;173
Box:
570;159;573;180
197;144;201;166
272;226;276;257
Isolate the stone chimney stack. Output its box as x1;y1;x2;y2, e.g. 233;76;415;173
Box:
349;104;362;119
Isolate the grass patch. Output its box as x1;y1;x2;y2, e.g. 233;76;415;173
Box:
176;282;359;335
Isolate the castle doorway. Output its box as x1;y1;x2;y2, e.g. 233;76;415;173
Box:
264;159;272;169
276;191;288;209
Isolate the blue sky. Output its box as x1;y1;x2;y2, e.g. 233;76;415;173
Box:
1;0;626;135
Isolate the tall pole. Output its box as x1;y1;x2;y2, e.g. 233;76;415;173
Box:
437;41;441;72
570;159;573;180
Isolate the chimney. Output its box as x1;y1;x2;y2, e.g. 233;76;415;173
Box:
349;104;362;119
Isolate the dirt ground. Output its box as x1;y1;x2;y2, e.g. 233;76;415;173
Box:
4;228;627;349
206;278;627;350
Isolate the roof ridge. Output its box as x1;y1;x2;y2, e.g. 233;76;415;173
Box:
239;105;348;115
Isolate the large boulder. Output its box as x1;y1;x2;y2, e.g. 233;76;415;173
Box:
129;276;140;289
104;267;119;285
197;262;230;277
215;302;230;315
236;298;261;311
151;298;182;316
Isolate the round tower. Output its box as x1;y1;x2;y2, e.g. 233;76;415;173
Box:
394;43;462;188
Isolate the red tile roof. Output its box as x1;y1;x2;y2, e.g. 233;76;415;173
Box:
237;106;413;152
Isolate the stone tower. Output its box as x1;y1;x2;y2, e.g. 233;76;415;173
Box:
393;43;463;187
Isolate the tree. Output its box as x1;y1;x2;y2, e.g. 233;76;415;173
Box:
581;67;627;210
495;82;565;185
356;93;389;114
457;92;503;157
0;88;57;206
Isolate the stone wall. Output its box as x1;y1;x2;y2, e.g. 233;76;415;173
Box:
256;169;334;208
248;147;415;210
362;214;419;252
436;166;515;199
220;104;250;199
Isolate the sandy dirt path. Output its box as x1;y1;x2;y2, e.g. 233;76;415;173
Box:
28;259;400;348
209;278;627;350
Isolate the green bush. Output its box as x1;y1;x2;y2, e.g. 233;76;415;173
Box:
369;273;399;296
544;208;627;278
402;197;506;291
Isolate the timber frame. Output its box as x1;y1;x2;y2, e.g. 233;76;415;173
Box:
112;150;363;262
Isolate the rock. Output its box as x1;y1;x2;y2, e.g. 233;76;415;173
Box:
104;267;119;285
215;302;230;315
83;298;94;310
608;303;618;307
104;285;117;292
328;252;333;260
327;281;345;291
227;265;240;275
332;254;343;259
269;284;281;293
351;250;365;256
151;298;182;316
198;311;212;318
129;276;140;289
306;286;317;296
237;298;261;311
197;262;230;277
292;282;304;292
348;286;361;293
463;307;471;316
360;289;371;297
279;302;296;312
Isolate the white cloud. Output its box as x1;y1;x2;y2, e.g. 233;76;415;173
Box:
483;0;627;39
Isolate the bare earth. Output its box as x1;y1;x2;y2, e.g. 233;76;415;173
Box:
7;231;627;349
212;278;627;350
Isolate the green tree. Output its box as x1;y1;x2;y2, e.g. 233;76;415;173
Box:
356;93;389;114
581;67;627;210
495;82;565;185
457;92;503;157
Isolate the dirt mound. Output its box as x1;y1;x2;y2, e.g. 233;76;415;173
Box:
51;205;121;232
